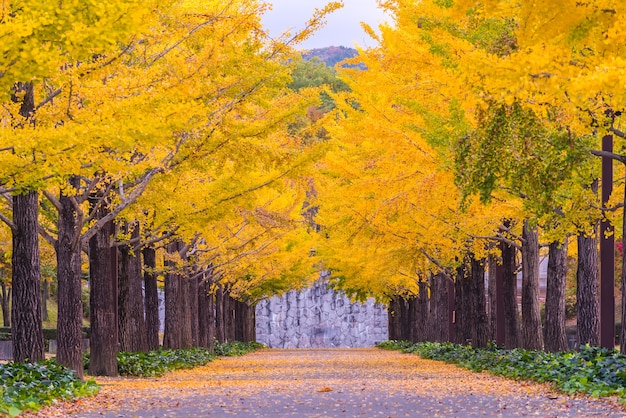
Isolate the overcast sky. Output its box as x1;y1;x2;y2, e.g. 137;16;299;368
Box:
261;0;391;49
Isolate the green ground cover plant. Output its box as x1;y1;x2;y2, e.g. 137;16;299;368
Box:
378;340;626;401
113;341;265;377
1;341;265;416
0;360;98;417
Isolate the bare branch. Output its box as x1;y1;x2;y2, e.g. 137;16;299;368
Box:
609;127;625;139
42;190;62;211
38;224;57;247
0;212;14;231
82;166;165;243
35;88;62;111
591;149;626;164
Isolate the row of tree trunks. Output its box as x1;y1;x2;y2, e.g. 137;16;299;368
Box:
211;285;256;344
9;181;259;378
387;240;567;352
388;269;486;345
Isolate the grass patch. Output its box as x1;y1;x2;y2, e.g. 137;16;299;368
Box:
378;340;626;401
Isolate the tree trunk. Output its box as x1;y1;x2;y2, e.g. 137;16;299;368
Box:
487;255;497;342
215;284;225;344
163;241;182;350
198;273;210;348
415;280;429;342
577;229;600;346
388;297;402;341
470;257;489;348
407;296;417;342
1;282;10;327
454;265;471;345
11;191;45;363
235;300;245;342
56;178;85;377
429;273;449;343
118;222;147;353
521;221;544;350
225;294;236;343
207;283;215;352
143;246;160;351
88;212;118;376
619;177;626;353
544;239;569;352
189;272;199;347
245;302;256;343
180;275;193;349
501;239;520;349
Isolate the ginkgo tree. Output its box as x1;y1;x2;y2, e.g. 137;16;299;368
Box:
1;0;343;376
0;0;166;371
312;0;626;353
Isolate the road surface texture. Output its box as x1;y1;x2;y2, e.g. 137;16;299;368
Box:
31;348;626;417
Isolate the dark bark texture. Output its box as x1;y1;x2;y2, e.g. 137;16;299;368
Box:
521;222;544;350
188;273;199;347
454;266;471;345
163;241;182;350
215;285;225;344
487;256;497;342
11;191;45;363
501;239;520;349
88;215;118;377
577;230;600;346
429;273;449;343
544;240;569;352
388;297;402;341
180;275;193;349
118;223;147;353
225;295;236;343
415;281;429;342
56;179;85;377
470;257;489;348
143;246;160;351
198;273;211;348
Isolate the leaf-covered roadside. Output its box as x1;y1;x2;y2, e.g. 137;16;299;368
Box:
378;341;626;401
2;341;264;417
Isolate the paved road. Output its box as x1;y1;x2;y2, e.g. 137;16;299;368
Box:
34;348;626;417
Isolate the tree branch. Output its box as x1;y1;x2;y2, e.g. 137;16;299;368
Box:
590;149;626;164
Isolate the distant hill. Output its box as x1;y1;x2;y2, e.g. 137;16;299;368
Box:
302;46;359;68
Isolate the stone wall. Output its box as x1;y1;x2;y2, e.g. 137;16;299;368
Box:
255;279;388;348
